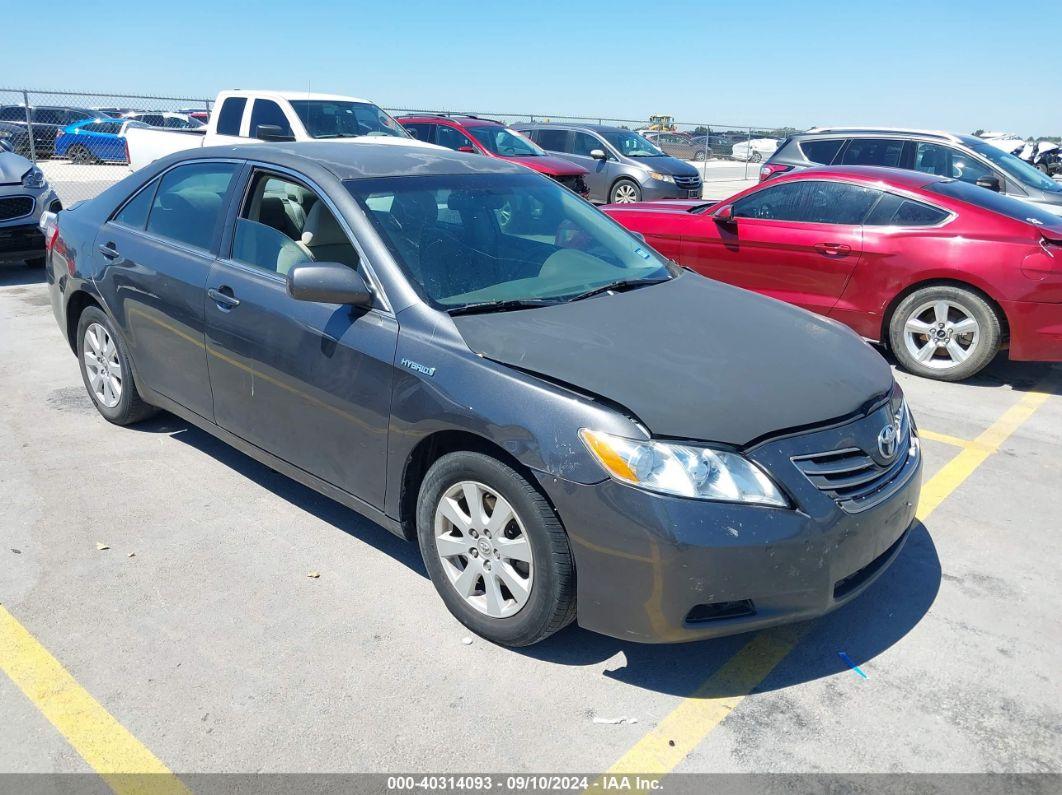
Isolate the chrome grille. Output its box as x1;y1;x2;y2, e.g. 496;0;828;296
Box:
673;175;701;189
791;407;917;514
0;196;34;221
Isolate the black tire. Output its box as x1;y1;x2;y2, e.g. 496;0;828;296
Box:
69;145;94;165
693;150;705;162
888;285;1002;382
416;452;575;647
609;179;641;204
76;306;157;425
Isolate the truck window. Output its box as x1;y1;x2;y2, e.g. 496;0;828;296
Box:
216;98;247;136
249;100;293;139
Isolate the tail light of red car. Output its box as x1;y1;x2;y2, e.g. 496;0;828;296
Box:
758;163;792;182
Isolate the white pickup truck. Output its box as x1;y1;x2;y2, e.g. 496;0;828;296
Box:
125;89;434;170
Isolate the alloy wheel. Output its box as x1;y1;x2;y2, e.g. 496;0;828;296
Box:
612;183;639;203
902;300;980;371
433;480;534;619
83;322;123;407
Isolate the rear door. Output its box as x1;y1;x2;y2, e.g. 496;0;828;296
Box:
95;160;243;419
204;167;397;507
682;180;878;316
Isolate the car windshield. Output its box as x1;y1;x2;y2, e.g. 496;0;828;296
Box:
968;140;1061;193
467;126;544;157
926;179;1062;226
348;173;676;310
601;130;664;158
289;100;410;139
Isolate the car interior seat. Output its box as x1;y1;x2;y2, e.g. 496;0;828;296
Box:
300;202;358;268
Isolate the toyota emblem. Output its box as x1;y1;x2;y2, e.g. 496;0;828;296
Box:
877;422;900;461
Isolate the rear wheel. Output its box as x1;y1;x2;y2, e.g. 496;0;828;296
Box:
889;286;1001;381
609;179;641;204
693;150;705;162
69;144;94;165
76;307;157;425
749;151;763;163
416;452;575;646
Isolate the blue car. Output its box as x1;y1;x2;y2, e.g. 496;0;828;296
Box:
54;118;145;164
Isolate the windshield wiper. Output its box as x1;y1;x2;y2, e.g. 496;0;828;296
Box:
447;298;558;316
567;278;669;302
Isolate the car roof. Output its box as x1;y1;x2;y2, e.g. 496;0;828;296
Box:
190;141;529;180
221;89;374;104
801;127;976;145
781;165;946;189
516;122;629;134
398;114;503;128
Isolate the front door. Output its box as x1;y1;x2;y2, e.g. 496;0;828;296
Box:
96;160;242;419
682;180;877;316
204;169;397;508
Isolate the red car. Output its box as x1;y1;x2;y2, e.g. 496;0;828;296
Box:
399;114;589;198
602;166;1062;381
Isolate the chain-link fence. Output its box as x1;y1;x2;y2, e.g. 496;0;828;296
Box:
1;87;799;207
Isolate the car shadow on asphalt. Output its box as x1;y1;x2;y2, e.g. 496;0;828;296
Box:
0;263;46;287
877;344;1062;397
516;522;941;697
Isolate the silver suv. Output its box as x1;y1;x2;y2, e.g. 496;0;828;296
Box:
0;140;61;266
513;123;702;204
764;127;1062;215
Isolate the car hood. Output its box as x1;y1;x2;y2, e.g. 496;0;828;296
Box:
501;154;588;176
0;152;32;185
603;199;717;215
626;155;700;177
451;274;893;446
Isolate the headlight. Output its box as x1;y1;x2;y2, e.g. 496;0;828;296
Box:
579;429;788;507
22;167;46;190
648;171;675;184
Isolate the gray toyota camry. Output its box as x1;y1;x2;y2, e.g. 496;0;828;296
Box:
44;142;922;646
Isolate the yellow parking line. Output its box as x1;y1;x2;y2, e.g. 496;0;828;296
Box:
917;429;972;448
0;606;190;795
597;383;1054;779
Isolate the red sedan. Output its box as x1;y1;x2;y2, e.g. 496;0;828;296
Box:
603;166;1062;381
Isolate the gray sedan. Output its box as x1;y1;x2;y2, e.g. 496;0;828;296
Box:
45;142;920;646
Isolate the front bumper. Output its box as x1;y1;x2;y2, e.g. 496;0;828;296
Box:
1002;299;1062;362
537;403;923;643
641;179;703;201
0;223;45;262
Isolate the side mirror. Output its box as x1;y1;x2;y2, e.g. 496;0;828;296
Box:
457;145;477;154
975;175;1002;192
590;148;608;161
713;204;734;223
255;124;295;142
287;262;373;308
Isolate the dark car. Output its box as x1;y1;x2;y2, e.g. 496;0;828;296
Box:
398;114;589;197
0;105;108;159
763;127;1062;215
514;123;702;203
45;143;921;646
641;131;706;161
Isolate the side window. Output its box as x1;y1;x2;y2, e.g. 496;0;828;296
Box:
435;125;475;151
535;129;570;153
912;142;950;177
800;139;844;165
402;123;435;143
803;182;881;224
947;149;994;185
113;179;159;229
232;173;358;275
101;123;121;135
34;109;64;125
733;182;812;221
864;193;949;226
0;107;23;121
249;99;293;139
215;97;247;136
145;162;238;249
840;138;905;167
571;132;602;157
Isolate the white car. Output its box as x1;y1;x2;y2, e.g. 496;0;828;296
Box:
125;89;437;171
123;111;205;130
731;137;779;163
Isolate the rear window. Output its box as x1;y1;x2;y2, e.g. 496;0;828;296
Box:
215;97;247;136
864;193;949;226
799;139;843;165
926;179;1062;226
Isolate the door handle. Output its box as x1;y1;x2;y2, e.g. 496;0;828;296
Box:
208;287;240;309
815;242;852;257
97;242;120;259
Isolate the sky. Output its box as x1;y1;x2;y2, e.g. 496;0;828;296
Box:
5;0;1060;136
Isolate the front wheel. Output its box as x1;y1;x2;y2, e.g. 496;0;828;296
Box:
609;179;641;204
416;452;575;646
749;151;763;163
76;307;157;424
69;144;94;165
888;286;1001;381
